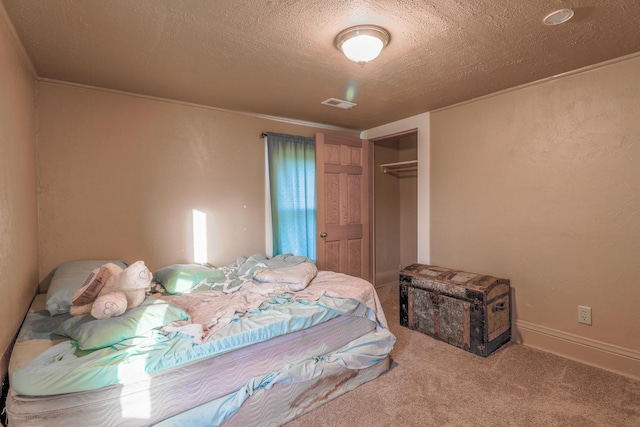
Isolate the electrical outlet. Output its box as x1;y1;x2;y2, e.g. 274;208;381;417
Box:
578;305;592;325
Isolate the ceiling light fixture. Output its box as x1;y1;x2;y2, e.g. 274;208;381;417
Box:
335;25;390;64
543;8;575;25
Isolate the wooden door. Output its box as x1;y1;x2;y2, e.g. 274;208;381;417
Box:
315;132;371;281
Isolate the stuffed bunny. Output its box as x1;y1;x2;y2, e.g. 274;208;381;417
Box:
69;260;152;319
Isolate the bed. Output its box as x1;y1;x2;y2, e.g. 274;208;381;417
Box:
5;254;395;426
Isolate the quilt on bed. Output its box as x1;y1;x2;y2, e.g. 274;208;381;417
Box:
9;255;395;425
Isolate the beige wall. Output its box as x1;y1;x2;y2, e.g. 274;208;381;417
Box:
0;9;38;379
430;56;640;377
36;81;357;280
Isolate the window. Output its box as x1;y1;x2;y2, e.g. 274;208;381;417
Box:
265;133;316;260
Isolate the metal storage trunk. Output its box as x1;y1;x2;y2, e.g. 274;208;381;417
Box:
400;264;511;357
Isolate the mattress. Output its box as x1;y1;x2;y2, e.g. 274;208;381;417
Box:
160;356;391;426
7;288;393;426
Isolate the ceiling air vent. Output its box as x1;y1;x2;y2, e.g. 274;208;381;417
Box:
321;98;357;109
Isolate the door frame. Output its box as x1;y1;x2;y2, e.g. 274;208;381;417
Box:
361;112;431;279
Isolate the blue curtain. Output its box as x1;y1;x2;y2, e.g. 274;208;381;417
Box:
266;133;316;261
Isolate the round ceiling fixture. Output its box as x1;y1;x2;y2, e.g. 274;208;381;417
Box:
543;8;575;25
335;25;390;64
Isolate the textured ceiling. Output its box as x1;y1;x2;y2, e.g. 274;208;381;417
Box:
3;0;640;130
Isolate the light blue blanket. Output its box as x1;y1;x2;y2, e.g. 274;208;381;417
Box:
13;297;338;396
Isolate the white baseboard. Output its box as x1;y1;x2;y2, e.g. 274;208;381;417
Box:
375;270;399;287
513;319;640;381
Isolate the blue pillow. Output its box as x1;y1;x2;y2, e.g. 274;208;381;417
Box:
54;296;189;350
154;264;224;294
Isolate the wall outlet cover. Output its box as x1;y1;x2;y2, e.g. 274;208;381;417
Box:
578;305;592;325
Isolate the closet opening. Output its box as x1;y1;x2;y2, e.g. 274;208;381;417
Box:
372;130;418;287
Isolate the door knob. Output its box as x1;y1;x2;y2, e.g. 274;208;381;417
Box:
320;232;327;238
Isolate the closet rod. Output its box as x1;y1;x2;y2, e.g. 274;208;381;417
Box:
380;160;418;175
380;160;418;168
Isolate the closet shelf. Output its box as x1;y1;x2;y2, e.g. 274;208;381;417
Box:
380;160;418;177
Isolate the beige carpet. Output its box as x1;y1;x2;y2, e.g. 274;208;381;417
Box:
286;282;640;426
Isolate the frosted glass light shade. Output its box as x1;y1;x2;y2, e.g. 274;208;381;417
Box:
335;25;390;64
543;8;574;25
